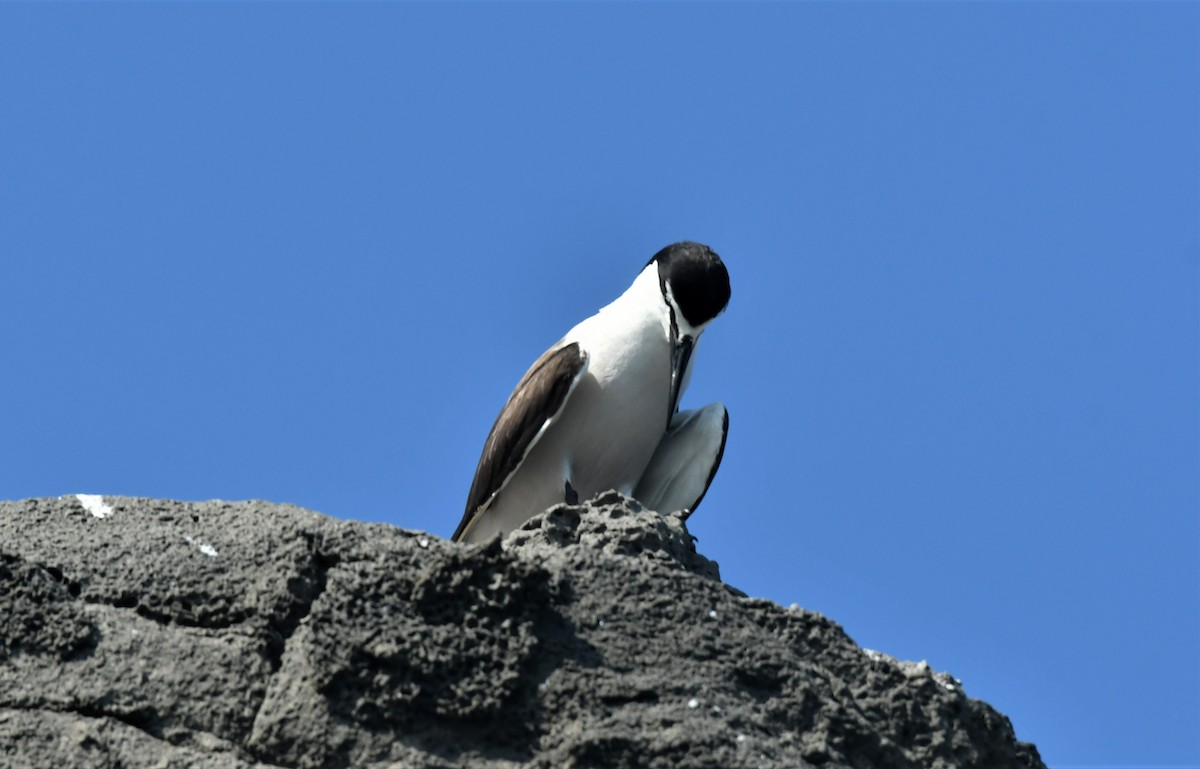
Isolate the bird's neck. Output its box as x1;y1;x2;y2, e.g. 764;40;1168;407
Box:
595;263;672;339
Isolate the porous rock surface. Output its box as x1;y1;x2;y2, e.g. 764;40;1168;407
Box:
0;493;1044;769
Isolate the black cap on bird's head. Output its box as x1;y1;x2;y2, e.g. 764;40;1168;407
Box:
649;241;731;330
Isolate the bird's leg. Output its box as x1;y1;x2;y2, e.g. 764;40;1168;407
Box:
564;479;579;505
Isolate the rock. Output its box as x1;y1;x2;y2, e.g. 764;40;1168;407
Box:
0;493;1044;769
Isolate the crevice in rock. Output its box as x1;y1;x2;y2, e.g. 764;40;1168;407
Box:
17;557;257;632
263;532;340;673
76;592;257;631
599;689;660;706
74;703;163;739
1;704;294;769
243;532;343;768
5;701;163;744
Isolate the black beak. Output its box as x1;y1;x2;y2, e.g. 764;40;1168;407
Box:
669;334;695;422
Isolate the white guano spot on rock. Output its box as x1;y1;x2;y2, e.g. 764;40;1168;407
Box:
182;534;219;558
75;494;113;519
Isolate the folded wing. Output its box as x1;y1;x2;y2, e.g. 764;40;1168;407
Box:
453;342;589;542
634;402;728;518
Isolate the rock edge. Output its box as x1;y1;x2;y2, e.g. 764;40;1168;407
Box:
0;493;1044;769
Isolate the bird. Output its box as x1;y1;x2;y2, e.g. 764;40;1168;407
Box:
452;241;731;544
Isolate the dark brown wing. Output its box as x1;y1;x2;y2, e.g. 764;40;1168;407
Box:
452;341;588;542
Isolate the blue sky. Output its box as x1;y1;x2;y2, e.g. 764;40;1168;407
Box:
2;4;1196;767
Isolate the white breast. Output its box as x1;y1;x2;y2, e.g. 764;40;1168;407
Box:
463;265;672;542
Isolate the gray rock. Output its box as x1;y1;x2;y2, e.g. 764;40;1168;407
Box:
0;493;1044;769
